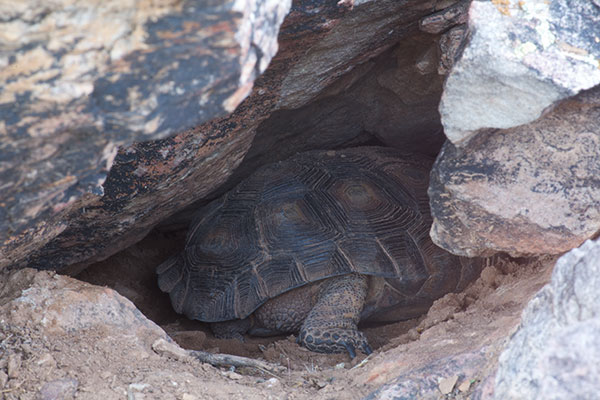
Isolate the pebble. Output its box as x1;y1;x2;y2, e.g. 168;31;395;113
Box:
0;370;8;388
100;371;112;380
37;378;79;400
129;383;150;391
36;353;56;368
334;363;345;369
222;371;243;380
458;379;472;392
7;353;22;379
313;379;328;389
265;377;279;388
438;375;458;395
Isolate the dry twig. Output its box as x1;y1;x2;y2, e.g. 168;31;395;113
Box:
152;338;285;374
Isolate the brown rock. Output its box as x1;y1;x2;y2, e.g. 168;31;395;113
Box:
430;86;600;257
437;25;468;75
419;0;469;34
7;353;21;379
0;370;7;389
438;374;458;395
1;0;292;271
38;378;79;400
2;269;168;346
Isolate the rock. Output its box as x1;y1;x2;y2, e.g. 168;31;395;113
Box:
38;378;79;400
419;0;469;34
0;371;7;389
222;371;243;380
440;0;600;144
1;1;287;138
151;338;192;363
0;0;291;268
265;377;280;388
0;0;454;272
430;86;600;257
494;239;600;400
437;25;468;75
2;269;169;345
7;353;21;379
438;374;458;395
458;378;472;392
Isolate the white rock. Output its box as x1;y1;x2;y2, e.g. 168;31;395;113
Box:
440;0;600;144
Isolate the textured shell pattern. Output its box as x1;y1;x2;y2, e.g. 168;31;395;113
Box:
158;147;458;322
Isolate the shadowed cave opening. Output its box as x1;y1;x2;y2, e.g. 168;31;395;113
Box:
76;141;439;370
75;33;494;370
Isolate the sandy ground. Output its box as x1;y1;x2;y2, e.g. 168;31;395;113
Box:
0;230;556;399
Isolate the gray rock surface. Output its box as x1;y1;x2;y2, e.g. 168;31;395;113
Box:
494;239;600;400
440;0;600;144
430;86;600;257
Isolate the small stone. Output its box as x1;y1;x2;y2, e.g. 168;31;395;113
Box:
480;266;499;287
438;375;458;395
0;370;8;388
334;362;345;369
38;378;79;400
313;378;328;389
265;377;279;388
152;338;191;362
182;394;198;400
129;383;150;391
223;371;242;380
458;379;472;392
36;353;56;368
7;353;22;379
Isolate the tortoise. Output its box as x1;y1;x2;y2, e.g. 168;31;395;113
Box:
157;147;485;357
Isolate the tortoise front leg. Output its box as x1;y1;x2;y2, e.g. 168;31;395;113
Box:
297;273;372;358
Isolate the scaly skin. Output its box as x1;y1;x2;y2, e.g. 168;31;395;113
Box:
297;274;372;357
211;274;373;357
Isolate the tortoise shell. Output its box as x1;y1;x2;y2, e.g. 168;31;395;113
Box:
157;147;478;323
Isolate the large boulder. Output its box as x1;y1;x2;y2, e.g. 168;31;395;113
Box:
494;239;600;400
440;0;600;144
1;0;291;269
430;86;600;257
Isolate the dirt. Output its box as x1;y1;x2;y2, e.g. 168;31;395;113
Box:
0;230;557;399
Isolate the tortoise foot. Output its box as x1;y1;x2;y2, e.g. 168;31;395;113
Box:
298;327;372;358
